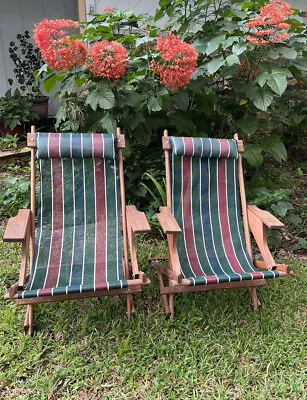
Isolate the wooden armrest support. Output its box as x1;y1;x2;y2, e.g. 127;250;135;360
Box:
253;260;291;275
151;261;182;284
157;207;181;234
126;205;151;233
3;209;31;242
248;205;284;229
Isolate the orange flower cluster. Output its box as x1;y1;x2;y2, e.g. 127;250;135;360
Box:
151;33;198;90
245;0;293;46
87;41;128;80
34;19;87;71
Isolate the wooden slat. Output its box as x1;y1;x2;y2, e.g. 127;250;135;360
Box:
237;140;244;153
162;136;171;150
126;205;151;233
253;260;291;275
161;279;267;294
151;261;182;283
248;205;284;229
117;133;125;149
157;207;181;234
3;209;31;242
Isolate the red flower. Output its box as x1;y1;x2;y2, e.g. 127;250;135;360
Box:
245;0;293;46
34;19;87;71
87;41;128;80
152;33;198;90
102;7;115;13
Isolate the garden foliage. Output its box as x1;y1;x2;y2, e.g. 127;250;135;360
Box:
35;0;306;211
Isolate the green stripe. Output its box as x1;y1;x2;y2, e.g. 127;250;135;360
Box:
82;159;96;285
57;159;74;286
31;159;53;289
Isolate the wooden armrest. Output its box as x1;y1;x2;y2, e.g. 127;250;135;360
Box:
157;207;181;234
3;209;31;242
247;205;284;229
126;205;151;233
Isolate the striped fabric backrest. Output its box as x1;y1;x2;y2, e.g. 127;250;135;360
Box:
32;132;123;288
169;136;252;278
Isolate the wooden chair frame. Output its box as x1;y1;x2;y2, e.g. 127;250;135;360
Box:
152;130;291;319
3;127;150;334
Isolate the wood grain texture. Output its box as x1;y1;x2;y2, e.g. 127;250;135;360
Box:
157;207;181;234
248;205;285;229
3;209;31;242
126;205;151;233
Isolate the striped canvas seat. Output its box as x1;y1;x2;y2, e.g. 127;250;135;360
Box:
19;132;125;299
169;136;279;286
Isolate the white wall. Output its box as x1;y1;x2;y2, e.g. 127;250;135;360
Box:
0;0;78;115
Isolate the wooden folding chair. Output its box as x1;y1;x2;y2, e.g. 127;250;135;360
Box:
3;127;150;334
152;131;291;319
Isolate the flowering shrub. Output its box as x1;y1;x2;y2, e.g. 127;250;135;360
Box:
152;34;198;89
33;19;87;71
87;41;128;80
245;0;293;45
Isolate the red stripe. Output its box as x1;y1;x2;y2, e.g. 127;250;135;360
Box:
93;134;104;158
48;132;60;158
219;139;230;158
251;271;264;279
218;158;245;273
44;158;64;288
95;282;108;290
182;137;194;157
38;288;52;297
182;155;216;280
95;135;107;285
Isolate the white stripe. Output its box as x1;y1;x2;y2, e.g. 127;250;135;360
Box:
102;135;105;158
208;158;230;281
69;159;76;286
201;138;204;157
112;134;115;159
81;159;86;285
120;280;123;289
209;138;212;158
107;281;110;290
233;159;260;279
52;287;54;296
29;157;43;290
104;158;108;283
81;134;83;159
47;132;50;159
69;133;72;158
114;157;120;280
56;159;65;288
93;158;97;290
91;134;94;158
59;133;62;159
218;139;222;157
227;141;231;158
43;158;54;289
199;157;216;277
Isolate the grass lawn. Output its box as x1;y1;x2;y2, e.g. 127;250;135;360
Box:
0;232;306;399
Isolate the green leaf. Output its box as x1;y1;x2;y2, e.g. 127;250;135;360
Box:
266;73;288;96
43;74;57;92
225;54;240;66
242;145;263;167
249;87;274;111
206;57;225;74
193;39;208;54
236;117;259;135
173;91;189;111
85;89;115;111
147;96;162;112
278;46;297;59
100;113;116;133
261;134;287;163
170;113;196;133
271;200;293;218
254;72;270;87
206;35;225;56
232;42;247;55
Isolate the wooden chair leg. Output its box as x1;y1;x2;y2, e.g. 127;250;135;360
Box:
24;304;34;335
157;272;171;318
127;294;134;319
249;287;261;310
169;294;175;320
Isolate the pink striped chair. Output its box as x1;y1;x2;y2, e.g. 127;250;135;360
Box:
3;128;150;334
152;131;291;319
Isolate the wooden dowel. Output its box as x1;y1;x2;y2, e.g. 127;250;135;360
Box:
234;133;252;256
117;127;129;280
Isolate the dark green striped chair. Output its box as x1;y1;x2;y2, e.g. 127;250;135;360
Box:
152;131;291;319
3;130;150;334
